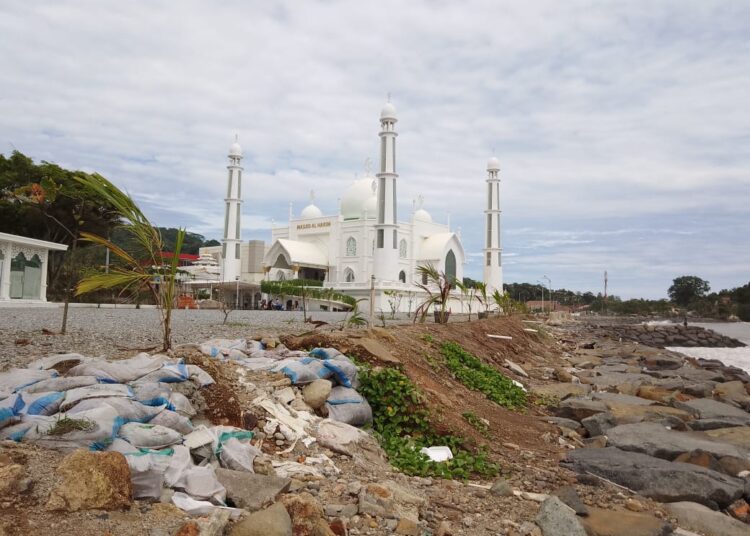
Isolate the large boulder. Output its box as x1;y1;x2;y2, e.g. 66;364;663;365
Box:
714;381;750;410
229;502;293;536
666;501;750;536
591;392;656;407
562;447;744;509
606;422;748;460
704;427;750;449
675;399;750;424
553;398;608;421
581;507;673;536
535;496;587;536
215;468;291;511
46;450;132;512
532;383;592;399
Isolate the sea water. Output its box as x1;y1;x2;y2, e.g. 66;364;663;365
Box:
667;322;750;375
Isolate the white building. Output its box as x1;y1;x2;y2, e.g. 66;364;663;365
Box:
203;100;503;312
0;232;68;302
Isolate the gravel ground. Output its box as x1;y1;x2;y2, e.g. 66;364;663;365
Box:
0;308;356;368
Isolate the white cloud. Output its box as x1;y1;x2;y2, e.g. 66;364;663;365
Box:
1;0;748;298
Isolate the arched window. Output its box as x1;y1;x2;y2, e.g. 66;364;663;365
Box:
445;250;457;282
398;270;406;283
399;239;407;259
346;237;357;257
276;270;286;281
344;268;355;283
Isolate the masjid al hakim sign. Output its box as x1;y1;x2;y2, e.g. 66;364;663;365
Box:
194;100;504;312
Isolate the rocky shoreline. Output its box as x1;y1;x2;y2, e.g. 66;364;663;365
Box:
1;314;749;535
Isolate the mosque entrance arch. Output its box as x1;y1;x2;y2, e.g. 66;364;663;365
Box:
445;250;456;282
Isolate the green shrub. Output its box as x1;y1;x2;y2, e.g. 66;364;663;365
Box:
440;342;527;409
462;411;490;436
358;365;499;479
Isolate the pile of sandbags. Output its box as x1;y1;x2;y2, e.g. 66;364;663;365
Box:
199;340;372;427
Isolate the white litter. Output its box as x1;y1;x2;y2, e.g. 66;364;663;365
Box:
171;492;242;519
419;446;454;462
487;334;513;340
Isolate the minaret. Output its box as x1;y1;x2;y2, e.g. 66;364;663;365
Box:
483;156;503;294
221;136;243;282
373;98;399;282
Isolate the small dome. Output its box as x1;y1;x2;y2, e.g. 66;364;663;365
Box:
380;101;397;120
487;156;500;171
229;141;242;157
341;177;377;220
300;203;323;219
414;208;432;223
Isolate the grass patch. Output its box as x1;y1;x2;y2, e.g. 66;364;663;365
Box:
358;365;499;479
421;333;434;343
462;411;490;436
47;416;95;436
440;342;527;409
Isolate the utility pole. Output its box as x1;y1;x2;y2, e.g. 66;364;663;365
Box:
604;270;608;315
537;280;545;313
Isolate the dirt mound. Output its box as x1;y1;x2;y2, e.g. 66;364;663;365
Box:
286;316;567;473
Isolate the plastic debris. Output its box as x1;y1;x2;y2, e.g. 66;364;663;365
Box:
420;446;454;462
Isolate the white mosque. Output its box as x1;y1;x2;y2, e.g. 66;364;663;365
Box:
199;100;503;312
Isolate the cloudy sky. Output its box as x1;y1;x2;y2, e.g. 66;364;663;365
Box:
2;1;748;299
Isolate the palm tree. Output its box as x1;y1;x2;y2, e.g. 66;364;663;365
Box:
73;172;185;350
414;263;453;324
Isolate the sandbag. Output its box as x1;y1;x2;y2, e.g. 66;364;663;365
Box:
60;384;133;411
26;353;88;371
118;422;182;449
164;445;192;488
24;405;125;449
325;387;372;427
219;437;261;472
0;369;57;398
19;391;65;416
183;464;225;502
22;376;98;394
125;450;174;499
185;365;215;387
67;397;164;423
132;383;173;408
149;410;193;434
277;358;333;384
199;338;247;359
309;347;343;360
322;356;358;388
66;353;168;383
132;362;190;384
0;393;24;428
0;415;57;441
169;392;196;417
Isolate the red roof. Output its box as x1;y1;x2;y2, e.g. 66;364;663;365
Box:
159;252;200;261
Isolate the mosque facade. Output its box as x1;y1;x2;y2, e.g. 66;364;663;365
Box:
203;100;503;312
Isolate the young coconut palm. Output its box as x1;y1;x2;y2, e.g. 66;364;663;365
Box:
414;263;453;324
73;172;185;350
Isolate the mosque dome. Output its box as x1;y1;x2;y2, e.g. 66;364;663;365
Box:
487;156;500;171
300;203;323;219
362;192;377;217
229;140;242;157
414;208;432;223
341;177;377;220
380;102;397;120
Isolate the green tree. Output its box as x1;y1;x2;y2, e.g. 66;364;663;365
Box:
668;276;710;307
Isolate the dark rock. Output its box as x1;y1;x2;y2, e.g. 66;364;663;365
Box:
542;417;583;431
674;399;750;423
666;501;749;536
689;417;750;431
606;422;748;460
215;468;291;511
553;398;608;421
591;392;656;407
581;413;616;437
562;447;744;509
553;486;588;516
535;496;587;536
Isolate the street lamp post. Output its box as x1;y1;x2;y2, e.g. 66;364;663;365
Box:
543;275;552;311
235;276;240;310
536;280;545;313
